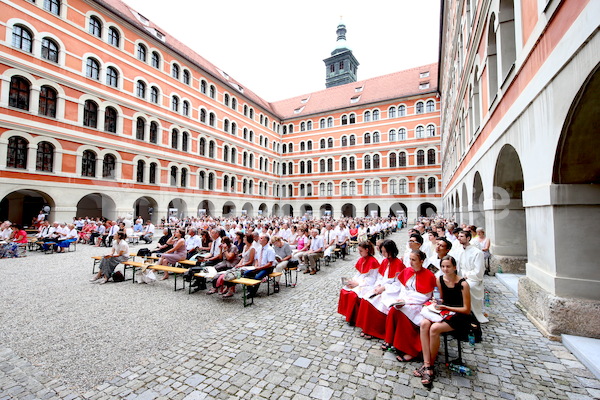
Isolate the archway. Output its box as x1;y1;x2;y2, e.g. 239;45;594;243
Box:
77;193;116;220
272;204;281;217
492;144;527;271
364;203;380;218
461;183;469;225
197;200;213;217
258;203;268;216
242;202;254;217
168;198;188;219
300;204;313;218
320;203;333;218
133;196;158;224
341;203;356;217
282;204;293;217
472;172;485;229
222;201;236;217
417;202;437;217
0;189;55;226
389;202;408;219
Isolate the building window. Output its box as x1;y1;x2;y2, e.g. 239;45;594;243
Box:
149;122;158;143
209;112;216;127
373;110;380;121
373;180;380;195
81;150;96;177
108;27;120;47
319;159;325;172
86;58;100;80
136;117;145;140
373;132;380;143
83;100;98;128
398;128;407;140
170;166;177;186
136;160;145;183
327;117;333;127
389;107;396;118
399;152;406;167
349;114;356;124
349;135;356;146
231;97;237;110
389;153;397;168
89;16;102;38
364;133;371;144
180;168;187;187
389;129;396;141
349;181;356;195
41;38;59;62
209;85;216;99
426;100;435;112
417;150;425;165
416;102;424;114
427;124;436;137
171;129;178;150
399;179;407;194
104;107;117;133
349;157;355;171
134;81;146;98
320;138;326;149
307;160;312;173
39;85;57;118
341;182;348;196
307;121;312;130
7;136;28;169
150;86;159;103
183;70;190;85
320;119;326;129
199;138;206;156
106;66;119;87
137;43;147;62
427;149;436;165
171;96;179;112
364;181;371;195
182;101;189;116
172;64;180;80
209;141;215;158
389;179;397;194
373;154;380;169
418;178;426;193
341;115;348;125
12;25;33;52
428;177;436;193
208;173;215;190
199;171;205;189
151;51;160;68
149;162;157;184
9;76;30;110
200;80;207;94
327;158;333;172
364;155;371;169
44;0;61;15
416;126;424;138
182;132;189;152
224;93;230;106
398;105;406;116
341;136;347;147
36;141;54;172
327;182;333;196
364;111;371;122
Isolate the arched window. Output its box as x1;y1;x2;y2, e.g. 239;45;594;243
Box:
7;136;28;169
224;93;230;106
341;115;348;125
231;97;237;110
417;150;425;165
349;135;356;146
209;85;216;99
349;181;356;195
307;160;312;174
373;110;380;120
427;124;436;137
170;166;177;186
136;160;145;183
349;113;356;124
183;70;190;85
341;157;347;171
327;182;333;196
86;58;100;80
136;117;145;140
426;100;435;112
150;86;159;104
180;168;187;187
364;133;371;144
320;119;326;129
307;121;312;130
341;182;348;196
389;153;397;168
373;154;380;169
320;159;326;172
231;148;237;164
136;81;146;98
172;64;180;80
137;43;147;62
209;112;216;126
327;117;333;127
102;154;116;178
341;136;348;147
249;108;254;119
106;66;118;87
171;129;179;149
416;102;424;114
199;171;206;189
389;129;396;141
427;149;436;165
81;150;96;177
347;156;354;171
373;132;380;143
399;152;407;167
182;101;189;117
300;184;305;197
399;179;407;194
151;51;160;69
364;155;371;169
418;178;426;193
208;173;215;190
327;138;333;148
104;107;117;133
231;122;237;136
398;128;407;140
36;141;54;172
389;179;397;194
41;38;59;62
388;106;397;118
171;96;179;112
428;177;437;193
9;76;30;110
327;158;333;172
307;140;312;151
182;132;189;152
44;0;60;15
319;183;326;196
416;126;424;138
373;180;381;195
288;143;293;153
82;100;96;127
300;142;305;151
149;122;158;144
200;109;207;123
108;27;120;47
149;162;157;184
200;80;207;94
230;176;236;192
223;146;229;162
12;25;33;52
300;122;306;132
209;141;215;158
398;105;406;116
364;111;371;122
224;175;230;192
89;16;102;38
364;181;371;195
320;138;326;149
224;119;230;133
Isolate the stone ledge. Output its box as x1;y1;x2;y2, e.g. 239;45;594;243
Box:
562;334;600;380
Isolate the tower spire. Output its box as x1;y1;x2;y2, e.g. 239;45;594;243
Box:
323;20;359;88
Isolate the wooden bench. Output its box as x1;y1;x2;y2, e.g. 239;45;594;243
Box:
266;272;283;295
228;277;261;307
91;256;103;274
284;266;298;288
27;238;39;251
122;260;149;282
177;259;197;267
147;265;188;291
348;240;358;252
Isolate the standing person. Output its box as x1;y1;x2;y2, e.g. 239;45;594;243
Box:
457;230;488;323
157;229;186;280
355;240;405;339
382;250;437;361
302;229;324;275
416;256;471;385
337;241;380;325
89;231;130;284
243;234;276;298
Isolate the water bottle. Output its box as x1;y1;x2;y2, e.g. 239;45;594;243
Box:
449;363;473;376
484;291;491;307
468;332;475;346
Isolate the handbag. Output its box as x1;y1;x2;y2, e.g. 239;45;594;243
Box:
223;269;242;281
112;271;125;282
287;260;299;268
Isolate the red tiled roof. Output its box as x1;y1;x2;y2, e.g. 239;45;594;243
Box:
270;63;439;120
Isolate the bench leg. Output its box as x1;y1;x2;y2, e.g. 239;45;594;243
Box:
242;284;254;307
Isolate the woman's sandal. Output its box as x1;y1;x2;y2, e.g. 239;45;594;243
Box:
222;291;234;298
360;332;373;340
413;365;427;377
421;366;435;385
380;343;392;351
396;354;414;362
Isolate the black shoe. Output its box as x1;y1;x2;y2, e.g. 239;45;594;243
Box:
274;283;280;293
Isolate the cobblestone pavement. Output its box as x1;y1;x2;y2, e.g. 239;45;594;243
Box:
1;230;599;399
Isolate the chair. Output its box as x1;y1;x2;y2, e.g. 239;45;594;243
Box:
441;331;463;366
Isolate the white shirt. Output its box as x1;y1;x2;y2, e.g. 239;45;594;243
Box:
185;235;202;251
255;244;277;267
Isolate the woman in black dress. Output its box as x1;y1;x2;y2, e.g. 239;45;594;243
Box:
415;255;471;385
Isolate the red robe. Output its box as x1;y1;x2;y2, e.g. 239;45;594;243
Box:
384;267;436;357
337;255;380;324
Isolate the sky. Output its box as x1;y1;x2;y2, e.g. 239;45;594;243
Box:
123;0;441;102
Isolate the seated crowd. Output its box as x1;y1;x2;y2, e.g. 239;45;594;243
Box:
338;218;490;386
